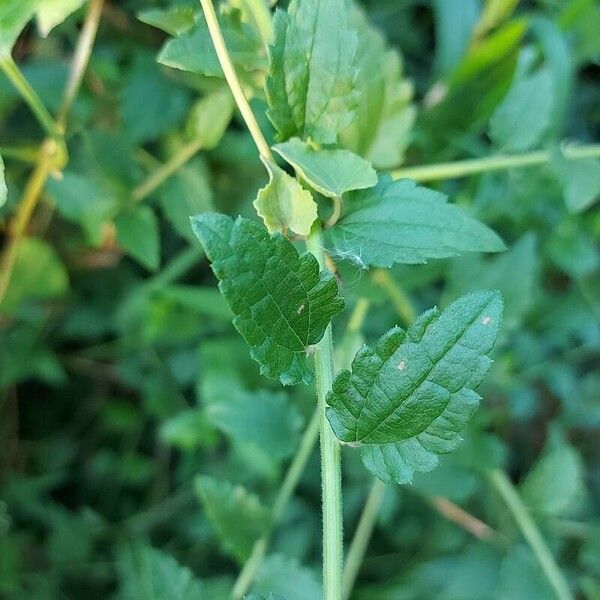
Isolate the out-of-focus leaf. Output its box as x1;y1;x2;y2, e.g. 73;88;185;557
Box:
0;0;39;57
252;554;322;600
547;219;599;278
195;476;271;563
191;213;344;385
253;158;317;236
137;6;196;36
328;176;505;268
160;409;217;450
328;290;502;445
273;138;377;199
520;431;584;517
36;0;85;37
158;9;265;76
117;545;206;600
115;205;160;271
205;388;303;460
551;153;600;213
489;68;554;152
496;546;555;600
1;237;68;314
340;7;416;169
433;0;479;77
120;52;190;144
185;87;235;150
265;0;358;144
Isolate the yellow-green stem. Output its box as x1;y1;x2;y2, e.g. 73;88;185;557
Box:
489;469;573;600
392;143;600;182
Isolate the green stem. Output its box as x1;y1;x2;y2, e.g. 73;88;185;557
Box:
0;56;60;138
371;269;416;326
343;479;386;600
308;224;344;600
232;408;321;599
489;469;573;600
392;143;600;182
199;0;273;162
132;137;204;201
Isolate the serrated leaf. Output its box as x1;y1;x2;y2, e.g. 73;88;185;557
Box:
265;0;358;144
158;9;265;77
115;205;160;271
489;68;554;152
551;153;600;213
205;388;303;460
191;213;344;385
328;176;505;268
273;138;377;199
195;476;271;563
117;545;206;600
340;7;416;169
254;158;317;236
326;290;502;484
0;0;40;57
36;0;85;37
0;151;6;207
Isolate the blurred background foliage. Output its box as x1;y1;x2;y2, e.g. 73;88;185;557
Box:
0;0;599;598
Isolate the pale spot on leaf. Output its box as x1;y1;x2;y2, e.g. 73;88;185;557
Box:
397;360;406;371
482;316;492;325
297;303;306;315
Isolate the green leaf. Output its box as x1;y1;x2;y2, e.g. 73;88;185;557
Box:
339;7;416;169
0;150;6;207
272;138;377;199
328;290;502;485
1;237;68;314
253;158;317;236
191;213;344;385
205;388;303;460
115;205;160;271
265;0;358;144
489;68;554;152
35;0;85;37
328;176;505;268
551;153;600;213
185;87;235;150
160;409;217;451
0;0;39;57
158;9;265;77
246;594;287;600
252;554;321;600
496;546;555;600
195;476;271;563
138;6;196;36
520;431;584;517
117;545;206;600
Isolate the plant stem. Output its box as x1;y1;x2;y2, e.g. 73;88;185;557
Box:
343;479;386;600
58;0;105;127
371;269;416;326
392;143;600;182
232;408;321;599
308;224;344;600
132;137;204;201
199;0;272;161
0;56;59;138
489;469;573;600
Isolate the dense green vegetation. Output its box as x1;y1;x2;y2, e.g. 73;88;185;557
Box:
0;1;599;599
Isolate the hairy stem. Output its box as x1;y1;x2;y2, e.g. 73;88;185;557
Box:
343;479;386;600
308;224;344;600
199;0;272;161
392;143;600;182
232;409;320;599
489;469;573;600
0;56;59;138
